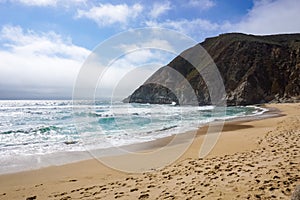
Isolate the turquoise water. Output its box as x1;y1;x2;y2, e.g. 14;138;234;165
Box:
0;100;267;173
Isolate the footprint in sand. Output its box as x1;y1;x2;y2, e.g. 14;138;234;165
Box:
139;193;149;199
26;196;37;200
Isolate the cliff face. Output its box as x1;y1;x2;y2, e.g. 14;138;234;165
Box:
125;33;300;106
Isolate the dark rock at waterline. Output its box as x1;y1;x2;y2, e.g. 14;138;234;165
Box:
64;141;78;145
124;33;300;106
123;83;179;105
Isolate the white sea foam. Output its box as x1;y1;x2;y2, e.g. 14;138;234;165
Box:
0;100;268;174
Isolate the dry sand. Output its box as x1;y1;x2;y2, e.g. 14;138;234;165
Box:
0;103;299;200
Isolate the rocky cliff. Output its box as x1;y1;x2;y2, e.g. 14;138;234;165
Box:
124;33;300;106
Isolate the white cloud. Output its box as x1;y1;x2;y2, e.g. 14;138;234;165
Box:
1;25;89;61
10;0;87;7
146;18;225;37
187;0;215;10
13;0;57;6
0;25;91;98
149;1;171;19
97;63;161;98
144;39;176;52
118;39;175;53
96;49;173;98
144;0;300;40
233;0;300;34
76;48;172;98
85;37;177;98
0;25;176;98
76;3;143;27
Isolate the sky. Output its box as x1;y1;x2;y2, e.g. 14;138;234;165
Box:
0;0;300;99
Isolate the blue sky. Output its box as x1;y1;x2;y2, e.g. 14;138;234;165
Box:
0;0;300;99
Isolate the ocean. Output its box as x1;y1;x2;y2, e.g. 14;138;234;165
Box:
0;100;267;174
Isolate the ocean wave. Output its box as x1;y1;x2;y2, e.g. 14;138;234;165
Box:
0;125;61;135
0;100;268;167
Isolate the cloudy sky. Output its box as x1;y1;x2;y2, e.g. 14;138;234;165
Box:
0;0;300;99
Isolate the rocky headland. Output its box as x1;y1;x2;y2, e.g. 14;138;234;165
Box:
125;33;300;106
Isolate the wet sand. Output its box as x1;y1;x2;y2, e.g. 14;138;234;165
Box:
0;103;299;199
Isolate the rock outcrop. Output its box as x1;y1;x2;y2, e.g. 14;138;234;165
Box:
124;33;300;105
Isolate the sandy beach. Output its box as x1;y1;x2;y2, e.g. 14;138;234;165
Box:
0;103;299;200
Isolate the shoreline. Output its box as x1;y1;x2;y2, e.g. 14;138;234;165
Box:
0;104;277;175
0;103;299;199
